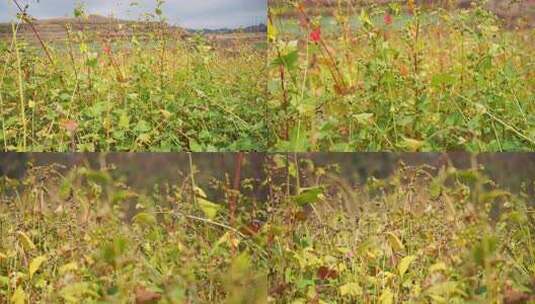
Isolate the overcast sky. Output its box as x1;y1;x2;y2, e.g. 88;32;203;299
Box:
0;0;266;29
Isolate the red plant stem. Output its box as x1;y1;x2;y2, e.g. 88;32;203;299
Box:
413;19;420;76
101;39;124;82
318;42;345;88
65;28;79;82
11;0;54;66
230;152;244;228
278;63;289;140
412;17;422;106
318;37;346;88
296;4;347;91
268;13;290;140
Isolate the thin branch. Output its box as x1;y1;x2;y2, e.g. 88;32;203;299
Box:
11;0;55;66
154;210;269;259
229;152;244;227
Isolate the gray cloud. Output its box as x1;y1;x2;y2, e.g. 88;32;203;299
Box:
0;0;266;29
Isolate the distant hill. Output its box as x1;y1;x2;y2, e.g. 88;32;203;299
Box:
188;24;267;34
0;14;266;42
0;14;183;42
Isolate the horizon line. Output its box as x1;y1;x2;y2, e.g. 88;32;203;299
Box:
0;13;267;31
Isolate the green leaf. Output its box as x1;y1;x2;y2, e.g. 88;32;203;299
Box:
386;232;404;253
112;190;136;204
427;281;458;296
479;190;510;204
132;212;157;226
83;170;111;185
230;252;252;278
0;275;9;287
289;126;309;152
429;262;447;273
212;232;239;253
118;112;130;129
477;55;492;72
137;133;151;144
293;187;324;206
59;93;71;102
17;231;36;252
352;113;374;124
11;286;26;304
339;282;362;297
398;137;425;152
268;20;278;41
359;9;373;28
74;7;84;18
29;255;47;279
198;198;221;220
431;73;455;87
194;186;208;198
59;282;96;302
59;179;73;200
429;171;447;199
85;55;98;68
379;288;394;304
100;237;128;265
59;262;79;275
134;120;151;133
398;255;417;278
272;50;299;70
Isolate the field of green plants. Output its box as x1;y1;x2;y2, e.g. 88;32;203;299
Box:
0;4;267;152
268;0;535;151
1;155;533;303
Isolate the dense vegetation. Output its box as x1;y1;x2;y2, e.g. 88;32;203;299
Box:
1;155;534;303
0;162;268;303
0;3;268;152
268;0;534;151
268;158;535;303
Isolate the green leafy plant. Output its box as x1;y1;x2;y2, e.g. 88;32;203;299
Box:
0;1;268;152
269;0;534;151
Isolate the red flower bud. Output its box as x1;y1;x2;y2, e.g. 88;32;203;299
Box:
310;27;321;43
384;13;393;26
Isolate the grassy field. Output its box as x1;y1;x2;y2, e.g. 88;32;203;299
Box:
268;0;535;151
0;9;268;152
0;155;533;303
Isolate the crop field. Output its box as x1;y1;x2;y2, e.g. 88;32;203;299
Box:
0;6;268;152
268;0;535;151
1;153;534;303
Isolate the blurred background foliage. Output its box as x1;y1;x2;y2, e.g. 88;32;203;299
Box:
1;153;534;197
